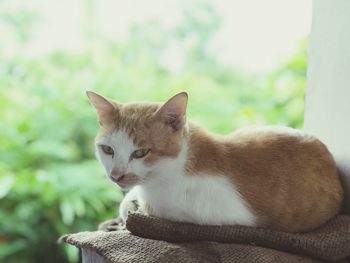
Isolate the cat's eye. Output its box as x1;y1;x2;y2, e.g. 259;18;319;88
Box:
100;145;114;156
131;148;150;159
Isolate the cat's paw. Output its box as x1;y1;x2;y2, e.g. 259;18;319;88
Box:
119;187;142;221
98;217;125;231
120;198;140;220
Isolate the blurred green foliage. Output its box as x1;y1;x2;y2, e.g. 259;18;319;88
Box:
0;1;306;262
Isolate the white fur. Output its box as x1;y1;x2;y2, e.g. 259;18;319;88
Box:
137;143;256;225
119;186;140;221
98;129;256;226
96;129;152;181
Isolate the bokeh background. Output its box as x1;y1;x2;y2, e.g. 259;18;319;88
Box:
0;0;310;262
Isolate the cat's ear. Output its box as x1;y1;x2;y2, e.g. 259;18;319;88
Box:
156;92;188;131
86;91;117;125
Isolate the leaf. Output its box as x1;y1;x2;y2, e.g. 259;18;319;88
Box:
59;200;75;225
0;174;15;199
28;140;77;161
72;198;86;217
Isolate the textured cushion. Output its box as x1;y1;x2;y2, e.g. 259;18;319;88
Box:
60;213;350;263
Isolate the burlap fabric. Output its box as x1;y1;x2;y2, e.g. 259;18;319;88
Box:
60;212;350;263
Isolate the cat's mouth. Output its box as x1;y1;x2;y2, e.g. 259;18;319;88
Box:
109;173;139;190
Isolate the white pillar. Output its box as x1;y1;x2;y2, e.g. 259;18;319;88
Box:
305;0;350;213
82;249;106;263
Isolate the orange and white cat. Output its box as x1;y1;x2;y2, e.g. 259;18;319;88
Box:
87;91;343;233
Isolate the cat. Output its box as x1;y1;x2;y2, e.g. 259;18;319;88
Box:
87;91;343;233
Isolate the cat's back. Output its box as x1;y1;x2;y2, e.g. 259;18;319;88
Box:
224;125;344;232
228;125;328;162
230;125;306;143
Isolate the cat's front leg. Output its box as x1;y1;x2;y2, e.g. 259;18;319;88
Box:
119;186;142;222
98;187;141;231
120;186;154;219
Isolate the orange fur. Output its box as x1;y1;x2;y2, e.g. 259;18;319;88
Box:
186;125;343;232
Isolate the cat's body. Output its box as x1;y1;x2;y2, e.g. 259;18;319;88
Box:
87;91;343;233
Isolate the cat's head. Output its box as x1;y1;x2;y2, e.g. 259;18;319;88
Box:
87;91;188;190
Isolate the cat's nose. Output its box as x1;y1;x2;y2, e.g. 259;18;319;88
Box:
110;171;125;182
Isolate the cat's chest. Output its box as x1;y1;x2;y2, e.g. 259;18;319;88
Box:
138;173;256;225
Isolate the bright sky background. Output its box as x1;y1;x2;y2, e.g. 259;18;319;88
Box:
11;0;312;73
